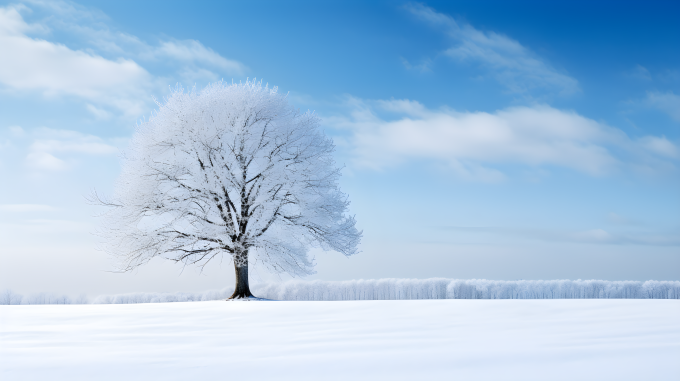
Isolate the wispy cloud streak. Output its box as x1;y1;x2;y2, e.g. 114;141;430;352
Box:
646;91;680;122
405;3;579;95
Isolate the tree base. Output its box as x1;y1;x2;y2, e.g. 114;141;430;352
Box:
225;296;270;301
227;290;254;299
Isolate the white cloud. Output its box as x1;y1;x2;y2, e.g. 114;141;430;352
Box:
37;1;246;78
2;127;121;172
0;2;247;117
26;1;247;76
8;126;25;137
0;3;48;35
405;3;578;95
400;57;432;73
86;104;112;120
26;151;67;171
30;138;117;155
151;40;246;75
638;136;678;158
646;91;680;122
329;98;678;180
22;128;118;171
30;128;118;152
628;65;652;81
0;5;150;115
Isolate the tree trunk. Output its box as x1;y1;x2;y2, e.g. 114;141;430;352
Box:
228;256;254;299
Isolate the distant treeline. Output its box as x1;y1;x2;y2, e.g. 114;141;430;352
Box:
252;279;680;301
2;279;679;305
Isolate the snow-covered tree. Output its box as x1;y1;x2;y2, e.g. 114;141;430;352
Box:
97;80;361;299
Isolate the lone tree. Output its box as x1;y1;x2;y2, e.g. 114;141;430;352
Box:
98;81;361;299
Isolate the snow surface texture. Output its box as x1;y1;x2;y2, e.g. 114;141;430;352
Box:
1;300;678;380
2;278;678;304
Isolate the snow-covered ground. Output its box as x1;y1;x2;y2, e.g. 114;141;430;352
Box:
1;300;678;380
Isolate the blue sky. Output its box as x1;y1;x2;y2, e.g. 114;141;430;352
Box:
0;0;678;296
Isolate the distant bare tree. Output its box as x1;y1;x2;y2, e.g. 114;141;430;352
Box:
96;81;361;299
0;289;23;305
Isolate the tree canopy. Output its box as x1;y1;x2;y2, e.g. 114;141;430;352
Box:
98;80;361;298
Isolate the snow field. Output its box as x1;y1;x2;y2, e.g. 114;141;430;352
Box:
1;300;678;380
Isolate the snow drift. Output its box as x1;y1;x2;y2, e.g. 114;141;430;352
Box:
3;278;678;304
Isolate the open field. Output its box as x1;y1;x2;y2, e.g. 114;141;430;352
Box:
1;300;678;380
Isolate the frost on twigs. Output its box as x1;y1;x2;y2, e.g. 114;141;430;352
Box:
95;80;361;299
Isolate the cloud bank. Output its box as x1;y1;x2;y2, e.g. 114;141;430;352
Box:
329;98;678;181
